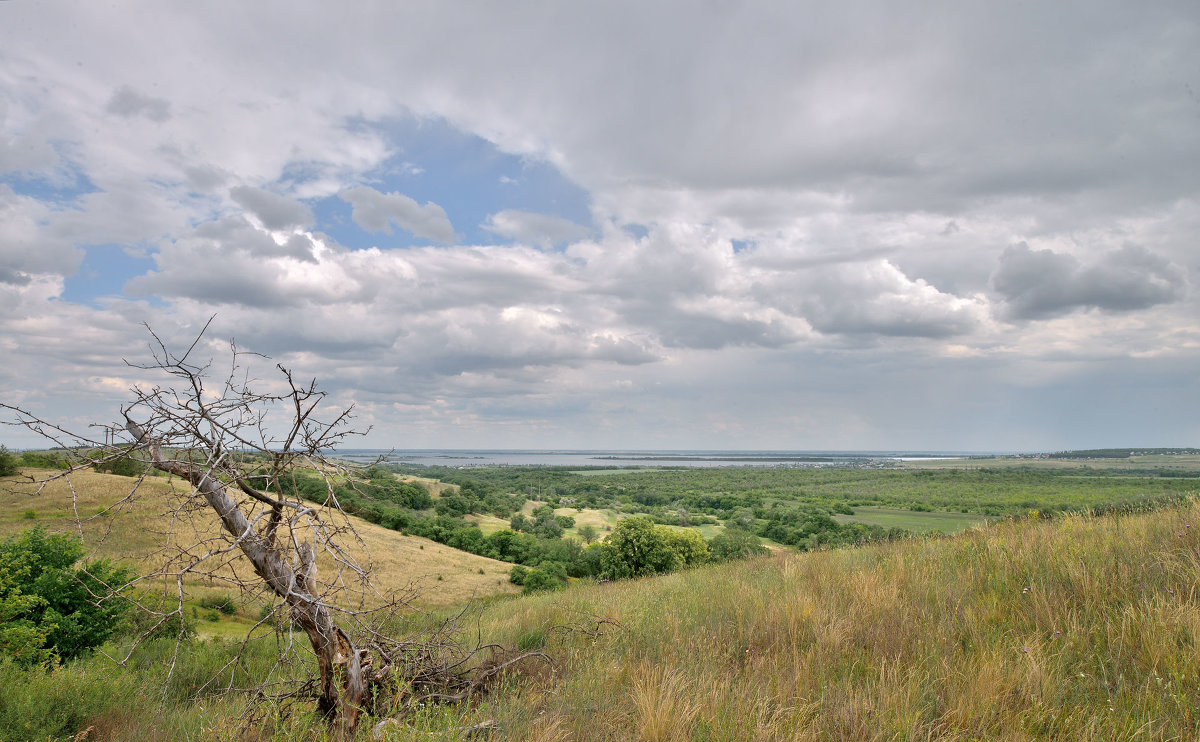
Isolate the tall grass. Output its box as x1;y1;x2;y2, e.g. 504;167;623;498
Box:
465;501;1200;740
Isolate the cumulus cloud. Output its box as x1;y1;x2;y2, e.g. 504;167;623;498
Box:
795;262;984;338
482;209;591;249
230;186;314;230
1;3;1199;448
992;243;1186;320
339;186;456;244
126;218;340;306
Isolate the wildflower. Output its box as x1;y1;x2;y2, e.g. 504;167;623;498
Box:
1021;647;1029;653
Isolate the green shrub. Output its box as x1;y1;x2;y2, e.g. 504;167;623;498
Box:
0;527;131;665
197;594;237;616
521;562;568;594
509;565;529;585
596;517;709;580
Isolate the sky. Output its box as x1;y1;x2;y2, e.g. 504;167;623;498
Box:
1;1;1198;452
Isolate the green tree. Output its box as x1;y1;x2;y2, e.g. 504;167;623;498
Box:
0;564;54;667
598;517;680;579
0;527;131;665
662;528;709;567
93;455;147;477
577;524;599;544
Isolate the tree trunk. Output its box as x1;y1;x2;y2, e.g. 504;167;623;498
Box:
128;422;367;735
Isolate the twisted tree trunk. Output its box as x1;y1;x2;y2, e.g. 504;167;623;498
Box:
127;420;369;735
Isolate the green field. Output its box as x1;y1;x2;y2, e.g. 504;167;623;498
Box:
402;455;1200;556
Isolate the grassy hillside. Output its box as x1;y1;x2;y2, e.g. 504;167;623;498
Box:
460;500;1200;741
0;468;519;615
3;467;1199;740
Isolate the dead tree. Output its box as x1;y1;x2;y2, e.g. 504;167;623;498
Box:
2;321;548;738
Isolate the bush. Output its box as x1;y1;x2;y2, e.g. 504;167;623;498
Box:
0;527;131;665
661;528;709;567
508;565;529;586
197;594;237;616
521;562;568;594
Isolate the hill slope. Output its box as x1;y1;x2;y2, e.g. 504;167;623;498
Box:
0;468;519;610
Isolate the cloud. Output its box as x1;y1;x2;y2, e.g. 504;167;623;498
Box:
1;3;1199;449
230;186;314;230
0;267;32;286
105;86;171;122
992;243;1186;320
339;186;456;244
0;186;83;277
796;262;984;338
482;209;591;249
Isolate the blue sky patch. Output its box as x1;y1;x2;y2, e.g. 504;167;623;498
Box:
60;245;156;306
315;116;593;249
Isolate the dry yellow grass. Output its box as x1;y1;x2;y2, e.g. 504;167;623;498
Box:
0;468;518;609
463;513;510;535
630;665;702;742
554;506;621;532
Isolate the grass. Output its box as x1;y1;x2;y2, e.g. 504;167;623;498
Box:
463;512;511;535
457;500;1200;740
833;505;988;533
555;505;622;538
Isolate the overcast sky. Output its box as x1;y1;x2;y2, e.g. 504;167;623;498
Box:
2;1;1198;451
